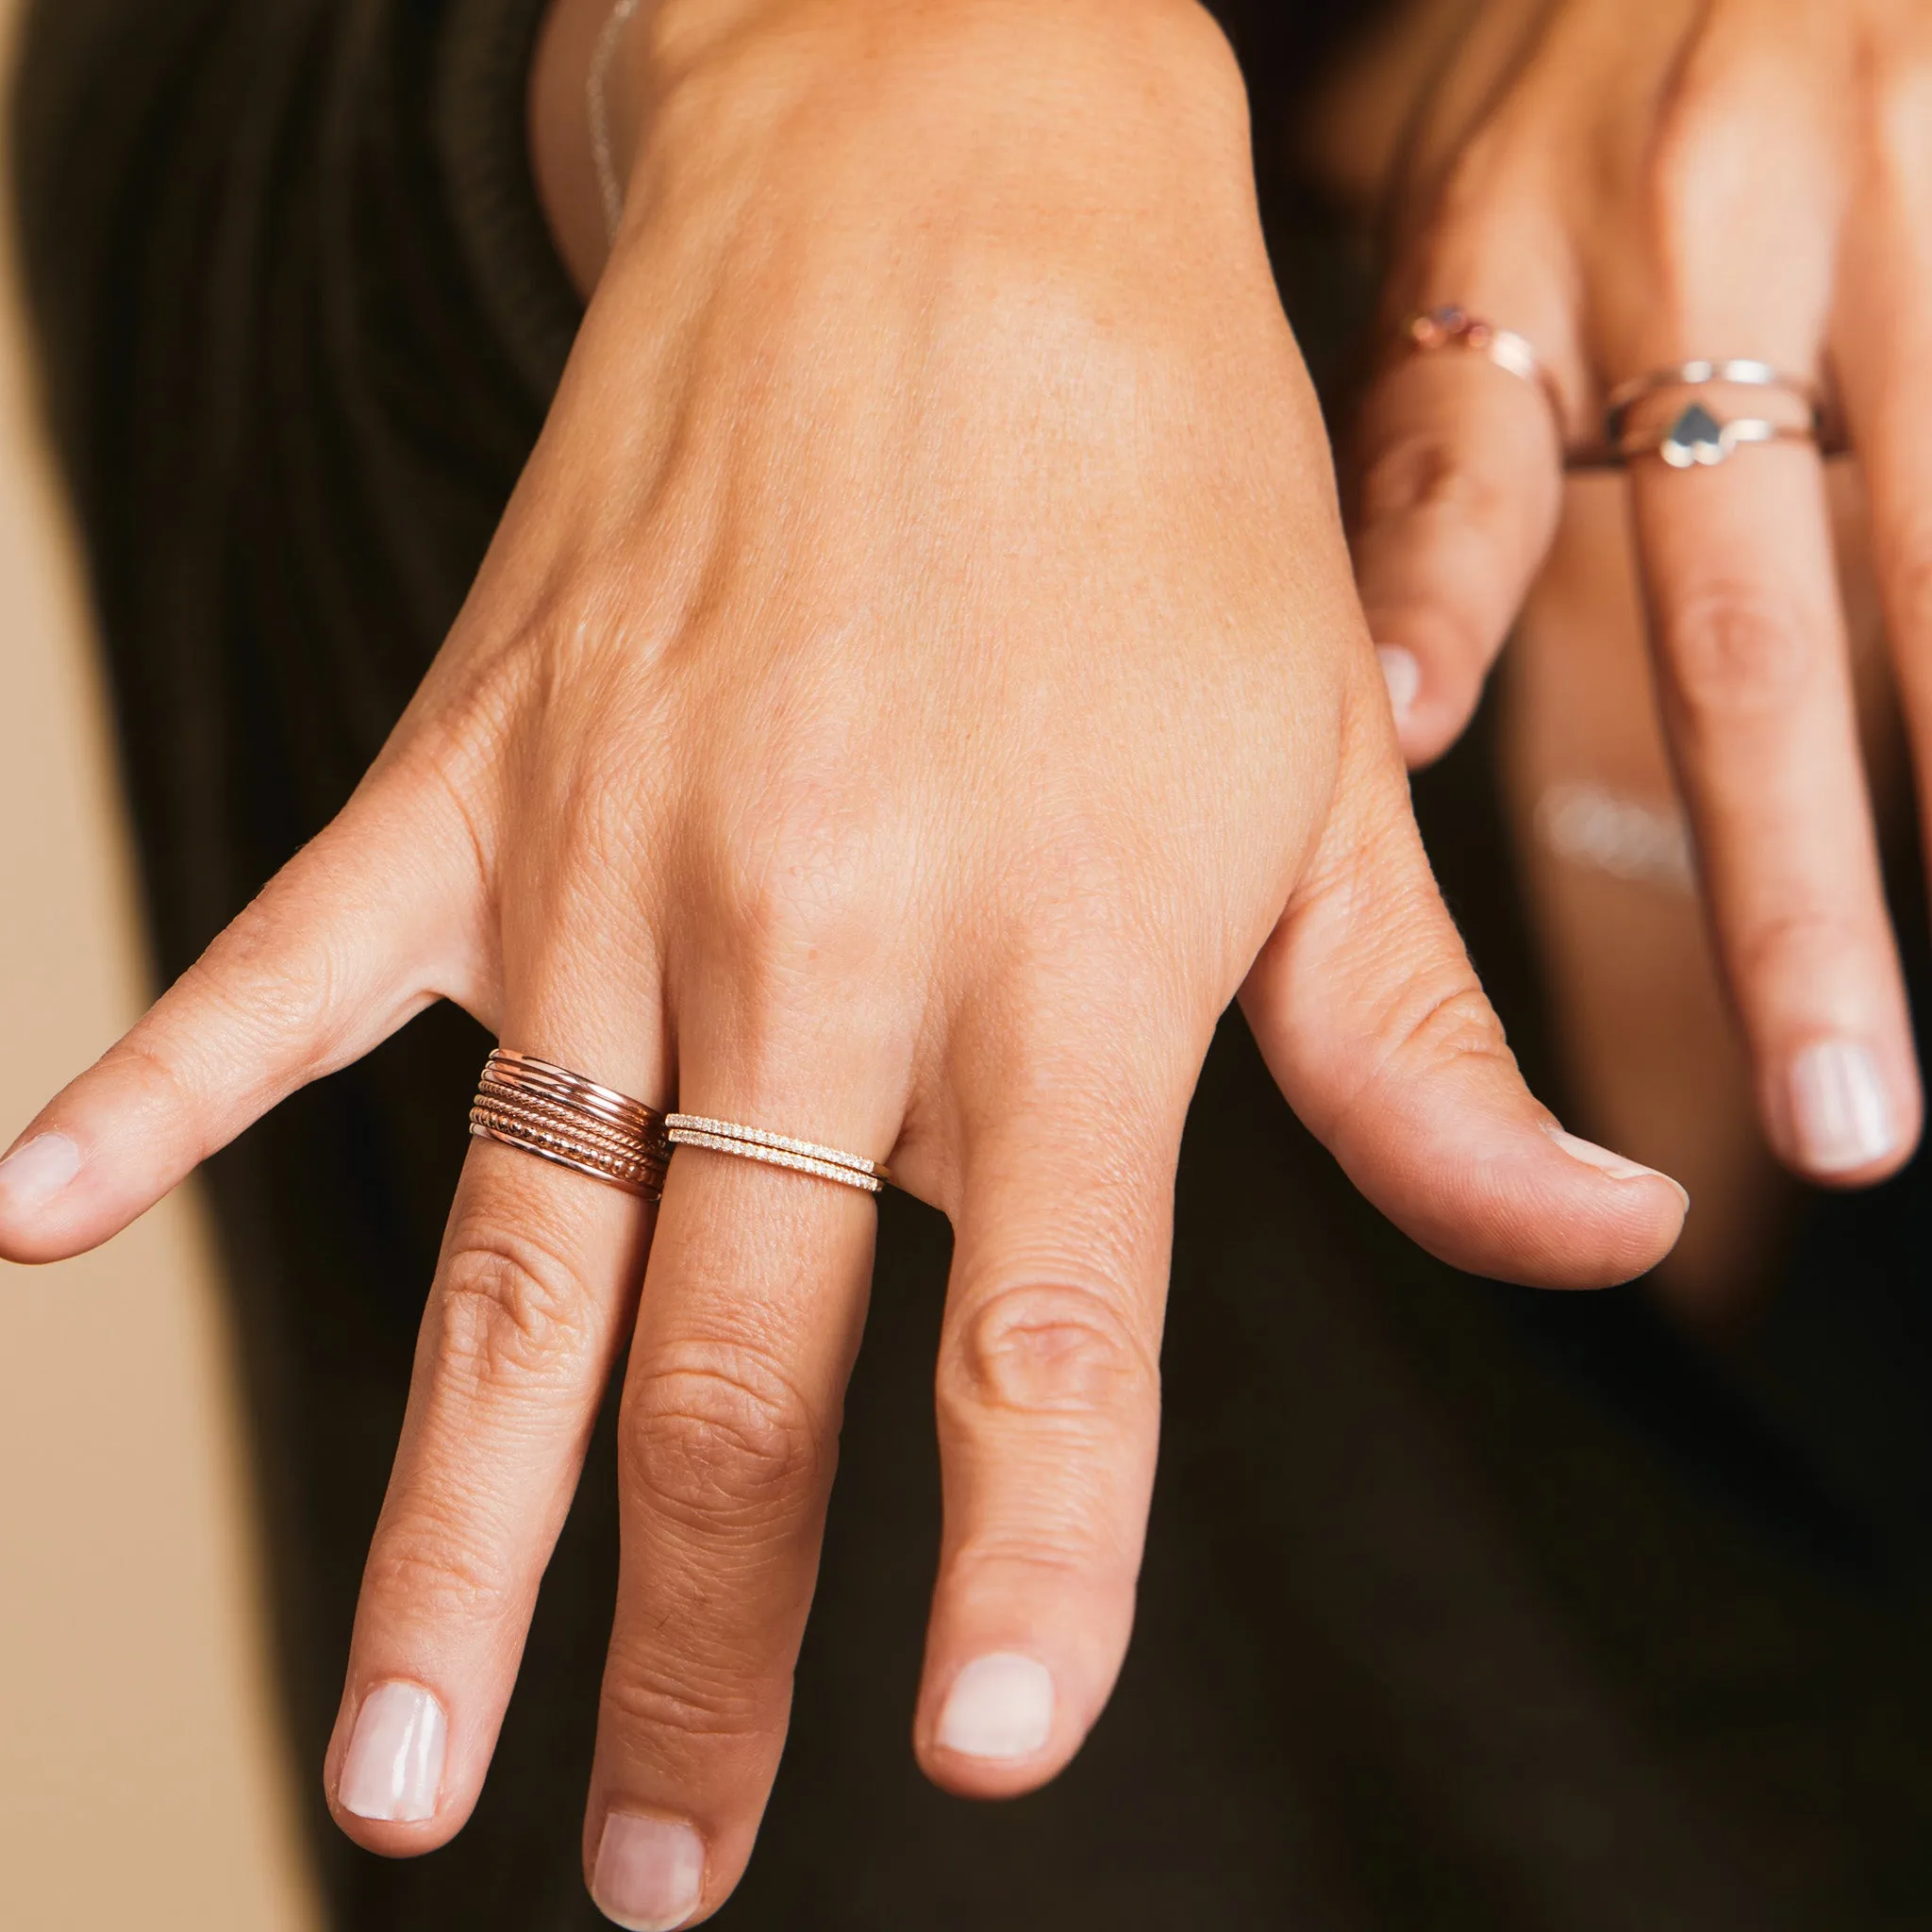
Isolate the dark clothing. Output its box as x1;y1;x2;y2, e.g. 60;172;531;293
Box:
15;2;1932;1926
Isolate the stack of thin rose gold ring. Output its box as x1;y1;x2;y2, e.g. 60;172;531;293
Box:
470;1049;670;1200
663;1114;888;1195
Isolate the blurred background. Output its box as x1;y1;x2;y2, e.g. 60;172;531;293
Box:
0;0;316;1920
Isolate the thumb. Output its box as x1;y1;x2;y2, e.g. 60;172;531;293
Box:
1242;723;1685;1288
1349;341;1567;766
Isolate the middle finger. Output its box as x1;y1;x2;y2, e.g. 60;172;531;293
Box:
1630;422;1916;1178
1615;40;1917;1181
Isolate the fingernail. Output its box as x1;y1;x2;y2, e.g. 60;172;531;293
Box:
1789;1039;1895;1174
591;1813;706;1931
1376;644;1422;723
936;1653;1056;1761
0;1132;82;1217
339;1681;447;1824
1548;1126;1690;1211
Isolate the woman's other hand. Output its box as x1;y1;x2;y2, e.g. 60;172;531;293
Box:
1345;0;1932;1188
0;1;1682;1923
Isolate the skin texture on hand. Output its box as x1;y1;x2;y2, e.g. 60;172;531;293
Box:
1338;0;1932;1190
0;2;1685;1924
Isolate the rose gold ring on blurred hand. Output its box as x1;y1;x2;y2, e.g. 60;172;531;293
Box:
664;1114;889;1195
1400;306;1569;435
469;1048;669;1199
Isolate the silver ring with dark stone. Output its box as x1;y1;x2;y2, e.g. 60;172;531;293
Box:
1602;360;1829;467
1616;402;1815;470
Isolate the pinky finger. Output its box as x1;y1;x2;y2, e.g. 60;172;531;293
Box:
0;774;483;1263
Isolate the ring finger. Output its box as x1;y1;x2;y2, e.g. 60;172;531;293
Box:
1628;401;1917;1179
584;1020;895;1930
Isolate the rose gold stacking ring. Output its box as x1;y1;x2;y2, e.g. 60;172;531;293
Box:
469;1048;669;1199
664;1114;889;1195
1400;306;1568;431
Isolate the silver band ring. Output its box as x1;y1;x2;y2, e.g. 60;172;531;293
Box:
1616;403;1815;470
1603;359;1824;444
664;1113;888;1194
470;1048;669;1199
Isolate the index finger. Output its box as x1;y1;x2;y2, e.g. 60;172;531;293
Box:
1350;307;1574;765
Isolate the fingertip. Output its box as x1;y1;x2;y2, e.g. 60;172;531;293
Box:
911;1534;1132;1798
590;1810;708;1930
1546;1125;1690;1213
1368;621;1486;767
1376;642;1421;724
0;1129;108;1264
1774;1037;1923;1190
1329;1081;1688;1290
336;1680;448;1820
920;1650;1073;1800
326;1677;475;1857
1495;1109;1690;1287
1543;1124;1690;1277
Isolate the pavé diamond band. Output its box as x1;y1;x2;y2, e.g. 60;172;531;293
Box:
663;1114;889;1195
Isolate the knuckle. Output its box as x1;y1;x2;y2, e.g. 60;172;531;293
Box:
943;1281;1154;1423
704;769;894;987
947;1533;1096;1588
541;703;674;874
1730;904;1869;992
558;758;653;881
436;1236;599;1391
1659;582;1814;721
1645;81;1750;259
1331;979;1513;1138
1417;119;1538;243
363;1521;514;1625
1386;980;1511;1075
1866;57;1932;186
623;1342;827;1537
198;893;341;1056
1357;428;1511;531
104;1031;199;1120
600;1657;772;1746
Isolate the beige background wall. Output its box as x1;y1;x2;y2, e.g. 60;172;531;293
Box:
0;2;318;1921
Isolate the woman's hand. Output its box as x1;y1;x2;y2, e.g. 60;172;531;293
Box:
1347;0;1932;1188
0;2;1682;1924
